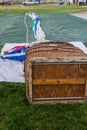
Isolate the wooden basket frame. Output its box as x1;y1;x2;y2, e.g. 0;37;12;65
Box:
25;56;87;104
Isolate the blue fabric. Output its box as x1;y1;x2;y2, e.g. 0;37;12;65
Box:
4;47;27;55
1;47;28;61
1;55;25;61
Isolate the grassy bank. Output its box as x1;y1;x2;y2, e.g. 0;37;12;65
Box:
0;4;87;14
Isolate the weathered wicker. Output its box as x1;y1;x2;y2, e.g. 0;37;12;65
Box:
24;42;87;104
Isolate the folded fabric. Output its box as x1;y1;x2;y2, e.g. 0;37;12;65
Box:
1;43;28;61
69;41;87;54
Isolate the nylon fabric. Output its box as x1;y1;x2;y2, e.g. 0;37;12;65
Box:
0;14;87;45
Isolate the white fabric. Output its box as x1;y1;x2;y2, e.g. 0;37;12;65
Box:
70;12;87;20
0;58;25;83
0;43;29;83
26;12;47;42
1;43;29;55
35;20;46;42
69;41;87;54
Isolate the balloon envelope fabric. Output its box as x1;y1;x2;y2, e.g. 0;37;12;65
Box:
0;14;87;45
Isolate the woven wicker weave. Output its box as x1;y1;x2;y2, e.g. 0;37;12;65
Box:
26;42;87;60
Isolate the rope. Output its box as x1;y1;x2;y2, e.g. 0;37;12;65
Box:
24;14;29;43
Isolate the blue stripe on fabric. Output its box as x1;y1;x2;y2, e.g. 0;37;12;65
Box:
1;55;25;61
33;16;39;36
4;48;27;55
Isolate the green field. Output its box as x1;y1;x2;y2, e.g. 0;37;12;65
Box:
0;4;87;130
0;82;87;130
0;4;87;14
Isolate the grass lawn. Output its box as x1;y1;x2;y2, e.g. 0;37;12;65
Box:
0;4;87;130
0;4;87;14
0;82;87;130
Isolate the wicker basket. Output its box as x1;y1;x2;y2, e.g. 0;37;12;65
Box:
24;42;87;104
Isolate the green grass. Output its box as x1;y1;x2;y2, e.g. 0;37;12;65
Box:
0;4;87;130
0;46;3;51
0;82;87;130
0;4;87;14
